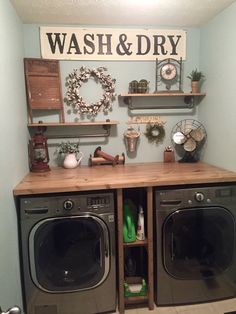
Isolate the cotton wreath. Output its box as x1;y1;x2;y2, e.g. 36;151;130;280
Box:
65;66;116;116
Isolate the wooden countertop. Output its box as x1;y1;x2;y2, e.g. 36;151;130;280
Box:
13;162;236;196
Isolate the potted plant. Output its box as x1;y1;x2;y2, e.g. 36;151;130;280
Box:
56;141;83;169
187;69;205;93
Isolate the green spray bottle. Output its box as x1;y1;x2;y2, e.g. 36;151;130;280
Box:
123;204;136;243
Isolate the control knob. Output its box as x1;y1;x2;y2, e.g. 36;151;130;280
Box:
63;199;74;211
195;192;204;202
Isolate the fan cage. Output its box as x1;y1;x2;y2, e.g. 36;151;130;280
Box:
171;119;207;163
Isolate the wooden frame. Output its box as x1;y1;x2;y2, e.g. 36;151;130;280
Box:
24;58;65;123
117;187;154;313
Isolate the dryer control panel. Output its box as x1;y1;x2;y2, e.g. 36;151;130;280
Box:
156;184;236;210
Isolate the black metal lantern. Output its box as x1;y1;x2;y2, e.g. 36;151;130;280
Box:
28;130;50;172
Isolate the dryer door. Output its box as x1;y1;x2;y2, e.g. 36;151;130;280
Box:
29;215;110;293
163;206;235;279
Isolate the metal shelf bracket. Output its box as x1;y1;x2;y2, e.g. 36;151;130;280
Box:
184;96;195;108
123;96;133;109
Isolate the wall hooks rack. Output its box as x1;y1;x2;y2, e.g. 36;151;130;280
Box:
127;116;166;125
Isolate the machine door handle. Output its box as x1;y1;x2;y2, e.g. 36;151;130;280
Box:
171;233;175;261
104;231;109;258
98;239;103;267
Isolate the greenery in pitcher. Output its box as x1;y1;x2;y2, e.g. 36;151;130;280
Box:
56;141;80;155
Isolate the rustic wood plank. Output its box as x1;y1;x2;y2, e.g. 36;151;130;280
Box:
13;162;236;196
24;58;65;123
119;92;206;97
123;240;148;247
27;120;119;127
147;186;154;310
117;189;125;314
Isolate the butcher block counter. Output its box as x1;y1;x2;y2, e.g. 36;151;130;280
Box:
14;161;236;314
13;162;236;196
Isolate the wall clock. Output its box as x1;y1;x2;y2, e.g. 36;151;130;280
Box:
155;58;183;92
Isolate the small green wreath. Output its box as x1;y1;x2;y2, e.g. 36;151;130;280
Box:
144;123;165;144
65;66;116;116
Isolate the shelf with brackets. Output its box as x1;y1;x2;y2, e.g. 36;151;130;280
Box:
27;119;119;138
119;92;206;109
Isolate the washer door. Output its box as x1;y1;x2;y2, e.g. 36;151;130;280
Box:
163;206;235;279
29;215;110;293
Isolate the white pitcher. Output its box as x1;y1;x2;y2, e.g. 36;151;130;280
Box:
63;152;83;169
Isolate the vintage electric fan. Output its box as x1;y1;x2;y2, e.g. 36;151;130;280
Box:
171;119;207;162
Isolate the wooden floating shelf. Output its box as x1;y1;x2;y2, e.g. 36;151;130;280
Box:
119;92;206;97
123;239;148;247
119;92;206;109
125;295;148;305
27;120;119;127
27;120;119;138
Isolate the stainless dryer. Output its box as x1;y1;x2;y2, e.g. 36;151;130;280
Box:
18;191;116;314
155;184;236;305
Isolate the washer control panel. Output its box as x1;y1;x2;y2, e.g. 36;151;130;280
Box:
87;196;110;210
20;192;114;219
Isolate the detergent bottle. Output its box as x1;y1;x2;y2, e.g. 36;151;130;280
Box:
136;205;145;241
123;204;136;243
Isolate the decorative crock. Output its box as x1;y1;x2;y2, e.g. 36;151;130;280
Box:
191;81;199;93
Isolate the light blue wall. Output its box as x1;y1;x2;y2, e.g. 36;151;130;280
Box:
0;0;28;311
2;2;234;310
199;2;236;171
23;25;200;166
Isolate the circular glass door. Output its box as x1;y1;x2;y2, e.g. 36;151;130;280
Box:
29;215;110;293
163;206;235;279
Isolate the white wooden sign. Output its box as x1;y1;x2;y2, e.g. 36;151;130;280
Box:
40;27;186;61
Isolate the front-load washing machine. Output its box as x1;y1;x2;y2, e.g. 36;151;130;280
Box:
155;184;236;305
18;191;116;314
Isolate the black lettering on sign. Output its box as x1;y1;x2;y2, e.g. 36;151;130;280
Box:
116;34;132;55
46;33;66;54
67;33;82;55
153;35;167;55
97;34;112;55
168;35;181;55
42;28;185;60
84;34;95;54
136;35;151;55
